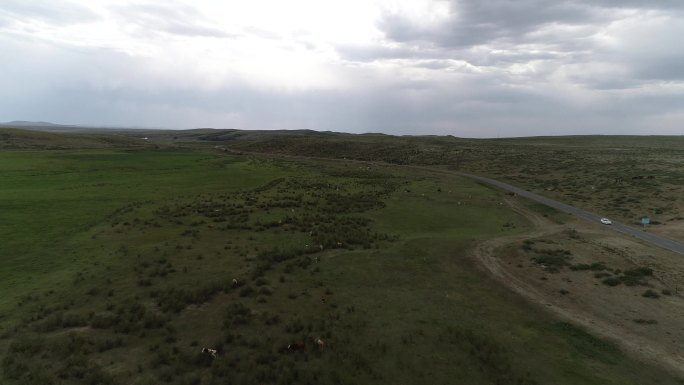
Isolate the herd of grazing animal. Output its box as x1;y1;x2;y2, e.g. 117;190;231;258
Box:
201;348;218;359
285;342;306;353
201;337;326;360
283;337;326;353
196;278;326;360
195;278;326;359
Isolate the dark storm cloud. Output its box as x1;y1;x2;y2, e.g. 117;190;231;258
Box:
589;0;684;10
379;1;684;49
378;1;600;48
111;3;234;38
334;0;684;95
338;1;608;68
462;48;563;67
0;0;99;25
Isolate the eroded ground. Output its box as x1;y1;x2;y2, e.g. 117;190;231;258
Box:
478;196;684;374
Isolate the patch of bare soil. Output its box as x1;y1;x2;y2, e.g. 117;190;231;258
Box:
650;220;684;244
474;197;684;375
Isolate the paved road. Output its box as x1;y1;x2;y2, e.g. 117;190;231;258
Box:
451;171;684;255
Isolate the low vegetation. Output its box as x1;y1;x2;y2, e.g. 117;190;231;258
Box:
0;130;680;384
214;132;684;240
521;239;663;295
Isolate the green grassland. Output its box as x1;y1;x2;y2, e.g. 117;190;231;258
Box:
0;142;677;384
0;150;281;309
218;133;684;231
1;142;680;384
0;128;150;150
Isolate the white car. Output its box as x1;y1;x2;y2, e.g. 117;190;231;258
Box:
600;218;612;225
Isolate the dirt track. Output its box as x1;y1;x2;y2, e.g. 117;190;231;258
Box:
474;197;684;376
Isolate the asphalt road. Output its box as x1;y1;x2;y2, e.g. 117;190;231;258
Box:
452;171;684;255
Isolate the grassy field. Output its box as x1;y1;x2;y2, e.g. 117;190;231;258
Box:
0;150;281;310
215;132;684;242
1;141;681;384
0;127;150;150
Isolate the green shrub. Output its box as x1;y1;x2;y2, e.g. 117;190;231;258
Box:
440;326;539;385
91;312;119;329
570;262;606;271
621;267;653;286
531;249;572;272
258;286;273;296
602;277;621;286
224;303;252;328
239;285;255;297
143;312;168;329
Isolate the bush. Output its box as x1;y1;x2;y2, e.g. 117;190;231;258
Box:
570;262;606;271
239;286;255;297
258;286;273;296
642;290;660;299
521;241;534;251
91;312;119;329
61;312;88;328
531;249;572;272
155;281;229;312
621;267;653;286
602;277;621;286
598;266;653;287
224;303;252;328
143;312;168;329
440;326;539;385
284;319;305;334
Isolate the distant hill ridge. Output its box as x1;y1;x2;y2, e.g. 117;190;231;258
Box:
1;120;66;127
0;127;150;149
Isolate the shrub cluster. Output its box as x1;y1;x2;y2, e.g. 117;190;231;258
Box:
570;262;606;271
530;249;572;273
2;333;118;385
601;267;653;287
441;326;538;385
153;280;234;313
91;301;169;333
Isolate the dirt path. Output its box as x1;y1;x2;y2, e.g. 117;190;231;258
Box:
474;197;684;376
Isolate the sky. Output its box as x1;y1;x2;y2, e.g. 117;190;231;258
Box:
1;0;683;137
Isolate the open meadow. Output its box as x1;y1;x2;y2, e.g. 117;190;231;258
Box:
219;132;684;243
1;128;683;384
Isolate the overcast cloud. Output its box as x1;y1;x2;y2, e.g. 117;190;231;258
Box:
0;0;682;137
